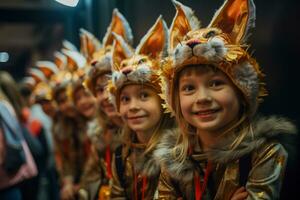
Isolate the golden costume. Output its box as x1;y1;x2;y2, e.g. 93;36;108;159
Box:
108;16;172;200
155;0;297;199
156;116;295;199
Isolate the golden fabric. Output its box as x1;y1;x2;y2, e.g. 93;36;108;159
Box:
110;146;160;200
158;142;287;200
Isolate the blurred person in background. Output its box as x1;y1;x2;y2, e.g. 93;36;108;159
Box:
0;71;59;200
52;79;91;200
0;73;38;200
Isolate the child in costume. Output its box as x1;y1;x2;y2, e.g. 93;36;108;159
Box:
155;0;297;199
51;48;92;200
83;9;133;200
108;16;175;200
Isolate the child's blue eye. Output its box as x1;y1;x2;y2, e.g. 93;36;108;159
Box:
96;87;105;94
140;92;149;100
120;96;130;103
181;85;195;93
209;80;224;88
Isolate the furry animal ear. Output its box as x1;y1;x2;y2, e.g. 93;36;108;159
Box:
79;28;101;60
136;16;169;60
36;61;59;79
208;0;256;44
54;51;67;70
62;49;87;71
111;33;134;72
103;8;133;47
169;0;200;53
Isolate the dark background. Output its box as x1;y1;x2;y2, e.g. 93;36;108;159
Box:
0;0;299;197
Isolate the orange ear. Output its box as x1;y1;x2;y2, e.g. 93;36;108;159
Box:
169;0;200;52
54;51;67;70
103;9;133;47
79;28;101;60
28;68;46;83
111;33;134;72
36;61;59;79
136;16;169;60
208;0;255;44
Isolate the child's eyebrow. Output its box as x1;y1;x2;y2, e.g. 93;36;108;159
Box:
96;83;107;87
179;77;194;83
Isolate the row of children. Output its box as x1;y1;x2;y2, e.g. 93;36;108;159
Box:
19;0;297;199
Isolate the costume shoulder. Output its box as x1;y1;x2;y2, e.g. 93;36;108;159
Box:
208;115;297;163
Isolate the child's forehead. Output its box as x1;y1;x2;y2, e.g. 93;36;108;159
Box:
179;65;219;78
120;84;154;93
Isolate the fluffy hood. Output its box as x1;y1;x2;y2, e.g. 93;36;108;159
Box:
154;116;297;182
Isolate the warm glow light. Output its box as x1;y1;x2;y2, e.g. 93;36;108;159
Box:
55;0;79;7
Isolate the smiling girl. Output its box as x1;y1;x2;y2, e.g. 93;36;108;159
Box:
156;0;297;199
108;16;175;200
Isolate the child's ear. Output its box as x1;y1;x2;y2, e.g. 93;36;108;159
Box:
136;16;169;60
111;33;134;71
208;0;256;44
169;0;200;53
103;8;133;47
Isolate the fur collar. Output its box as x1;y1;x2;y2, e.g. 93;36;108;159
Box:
154;116;297;182
137;149;161;178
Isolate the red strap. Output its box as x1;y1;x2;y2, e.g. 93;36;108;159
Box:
194;161;212;200
134;173;138;200
105;146;112;179
141;176;147;200
133;172;147;200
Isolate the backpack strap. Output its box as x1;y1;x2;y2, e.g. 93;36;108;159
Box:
239;153;252;187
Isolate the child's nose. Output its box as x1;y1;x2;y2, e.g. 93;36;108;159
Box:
196;89;212;104
129;98;140;110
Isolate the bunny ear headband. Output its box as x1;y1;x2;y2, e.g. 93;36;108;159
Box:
107;16;169;110
161;0;267;116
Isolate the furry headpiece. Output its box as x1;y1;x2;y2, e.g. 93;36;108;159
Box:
33;82;53;102
108;16;169;110
85;9;133;95
161;0;267;116
50;46;87;102
33;61;59;101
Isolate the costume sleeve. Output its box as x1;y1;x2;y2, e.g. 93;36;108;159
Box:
246;142;288;200
157;169;180;200
110;153;127;200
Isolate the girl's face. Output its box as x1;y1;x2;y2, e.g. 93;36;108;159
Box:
56;90;76;117
74;87;97;119
119;84;162;134
178;66;240;134
95;74;118;118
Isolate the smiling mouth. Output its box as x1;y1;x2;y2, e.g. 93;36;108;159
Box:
193;108;220;116
127;115;147;120
83;104;94;111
